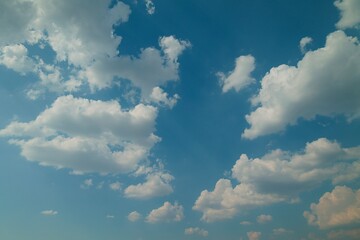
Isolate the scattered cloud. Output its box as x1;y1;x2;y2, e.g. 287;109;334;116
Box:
247;231;261;240
328;228;360;240
272;228;292;235
257;214;272;224
109;181;122;191
218;55;255;93
304;186;360;229
0;95;159;175
150;87;179;109
146;201;184;223
240;221;252;225
335;0;360;29
145;0;155;15
299;37;313;54
194;138;360;222
106;214;115;219
41;210;58;216
243;31;360;139
128;211;142;222
184;227;208;237
81;179;93;189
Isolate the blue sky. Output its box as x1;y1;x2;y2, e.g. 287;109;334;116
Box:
0;0;360;239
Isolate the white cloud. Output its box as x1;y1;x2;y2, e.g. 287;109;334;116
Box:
257;214;272;224
41;210;58;216
150;87;179;108
146;201;184;223
106;214;115;219
218;55;255;93
124;171;174;199
194;138;360;222
81;179;93;189
335;0;360;29
247;231;261;240
109;181;122;191
184;227;208;237
273;228;292;235
328;228;360;240
299;37;313;54
0;95;159;174
0;44;36;74
128;211;142;222
145;0;155;15
240;221;252;225
243;31;360;139
304;186;360;229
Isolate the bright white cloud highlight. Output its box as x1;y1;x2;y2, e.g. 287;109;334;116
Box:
41;210;58;216
150;87;179;108
184;227;208;237
304;186;360;229
218;55;255;93
257;214;272;224
0;44;35;74
194;138;360;222
299;37;313;54
247;231;261;240
128;211;142;222
0;95;159;174
243;31;360;139
146;202;184;223
335;0;360;29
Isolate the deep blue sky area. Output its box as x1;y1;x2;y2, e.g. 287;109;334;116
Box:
0;1;360;240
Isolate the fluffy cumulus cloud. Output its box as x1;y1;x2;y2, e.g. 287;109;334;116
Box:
257;214;272;224
218;55;255;93
0;95;159;174
243;31;360;139
128;211;142;222
80;179;93;189
41;210;58;216
109;181;122;191
335;0;360;29
299;37;313;54
184;227;208;237
247;231;261;240
194;138;360;222
304;186;360;229
146;201;184;223
150;87;180;108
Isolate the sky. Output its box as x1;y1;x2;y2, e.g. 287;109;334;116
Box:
0;0;360;239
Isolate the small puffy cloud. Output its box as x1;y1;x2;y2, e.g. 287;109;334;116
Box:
243;31;360;139
0;44;35;74
328;228;360;240
128;211;142;222
273;228;292;235
335;0;360;29
109;181;122;191
159;35;191;62
124;170;174;199
257;214;272;224
299;37;313;54
304;186;360;229
247;231;261;240
146;201;184;223
106;214;115;219
0;95;159;174
194;138;360;222
150;87;180;108
184;227;208;237
41;210;58;216
81;179;93;189
145;0;155;15
218;55;255;93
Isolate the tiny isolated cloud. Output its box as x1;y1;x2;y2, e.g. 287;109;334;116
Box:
184;227;208;237
81;179;93;189
257;214;272;224
128;211;142;222
41;210;58;216
240;221;252;225
218;55;255;93
273;228;292;235
304;186;360;229
146;201;184;223
193;138;360;222
106;214;115;219
145;0;155;15
334;0;360;29
299;36;313;54
150;87;180;109
247;231;261;240
109;181;122;191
